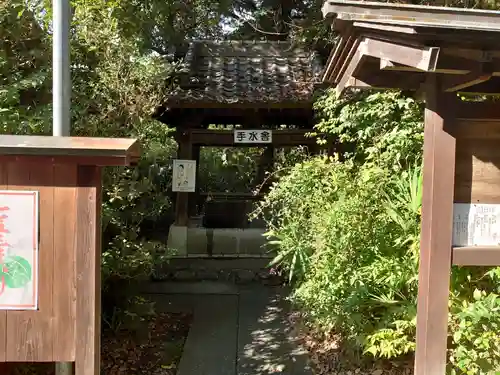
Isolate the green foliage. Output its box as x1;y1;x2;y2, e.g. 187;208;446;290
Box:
259;159;421;352
1;0;178;329
199;146;262;193
314;90;424;169
0;0;51;134
449;289;500;374
258;89;500;371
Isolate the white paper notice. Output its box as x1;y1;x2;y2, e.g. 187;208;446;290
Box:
0;190;39;310
172;159;196;193
453;203;500;247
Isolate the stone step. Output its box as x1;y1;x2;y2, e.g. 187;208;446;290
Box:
153;257;283;285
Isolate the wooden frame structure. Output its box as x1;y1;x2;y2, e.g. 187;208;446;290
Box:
173;127;318;228
157;41;324;233
321;1;500;374
0;135;139;375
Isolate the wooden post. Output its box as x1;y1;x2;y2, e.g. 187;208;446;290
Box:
189;144;201;217
175;129;192;226
75;166;102;375
259;145;274;193
414;76;456;375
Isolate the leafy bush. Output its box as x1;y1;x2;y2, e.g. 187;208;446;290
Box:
258;89;500;372
1;0;179;328
199;146;262;193
450;290;500;374
258;157;420;353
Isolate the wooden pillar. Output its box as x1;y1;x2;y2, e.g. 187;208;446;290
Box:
257;145;274;193
75;166;102;375
414;76;456;375
175;129;192;226
189;144;201;217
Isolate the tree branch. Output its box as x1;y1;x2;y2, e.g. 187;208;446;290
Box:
228;11;288;36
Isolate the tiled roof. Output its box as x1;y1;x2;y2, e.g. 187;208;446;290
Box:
170;40;323;106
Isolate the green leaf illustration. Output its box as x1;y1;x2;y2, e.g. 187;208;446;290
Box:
2;255;32;288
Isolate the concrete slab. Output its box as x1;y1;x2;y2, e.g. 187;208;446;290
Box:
148;284;311;375
168;226;269;256
177;295;238;375
237;286;312;375
213;229;239;255
164;258;271;270
145;293;196;313
187;227;208;255
140;281;240;295
168;225;188;256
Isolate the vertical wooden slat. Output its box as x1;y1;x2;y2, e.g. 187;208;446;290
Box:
175;129;193;226
0;162;7;363
6;162;54;361
189;144;201;217
52;164;77;361
75;166;101;375
414;78;456;375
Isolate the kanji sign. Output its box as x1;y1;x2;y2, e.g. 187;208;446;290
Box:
233;130;272;144
0;191;39;310
453;203;500;246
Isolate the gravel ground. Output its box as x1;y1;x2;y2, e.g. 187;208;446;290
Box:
6;312;192;375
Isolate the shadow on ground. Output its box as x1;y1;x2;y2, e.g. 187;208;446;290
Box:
144;282;312;375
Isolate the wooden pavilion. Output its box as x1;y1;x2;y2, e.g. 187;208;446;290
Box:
157;40;323;256
321;1;500;374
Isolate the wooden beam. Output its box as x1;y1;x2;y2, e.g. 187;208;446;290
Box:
336;48;366;94
353;21;417;34
444;73;492;92
415;76;456;375
189;129;317;146
346;58;425;91
346;72;423;91
334;37;439;93
381;53;500;75
453;246;500;266
332;36;361;84
322;1;500;31
456;101;500;120
322;34;349;83
363;37;440;71
165;99;314;110
456;77;500;95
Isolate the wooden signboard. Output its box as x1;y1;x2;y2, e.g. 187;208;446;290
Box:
0;135;139;375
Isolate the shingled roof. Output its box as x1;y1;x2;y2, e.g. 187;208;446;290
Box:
168;40;323;107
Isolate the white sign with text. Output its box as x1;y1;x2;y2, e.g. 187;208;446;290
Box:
453;203;500;247
233;129;272;144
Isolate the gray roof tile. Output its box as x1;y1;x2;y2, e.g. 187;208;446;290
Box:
171;40;323;106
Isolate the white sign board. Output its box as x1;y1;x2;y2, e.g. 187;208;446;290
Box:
453;203;500;247
234;129;272;144
172;159;196;192
0;191;39;310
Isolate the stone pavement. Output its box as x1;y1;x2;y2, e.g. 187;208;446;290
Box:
144;282;312;375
